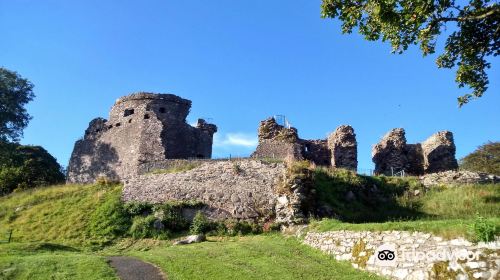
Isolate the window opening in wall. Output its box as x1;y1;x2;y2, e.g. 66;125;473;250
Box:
128;119;132;123
108;125;113;129
144;114;150;119
159;107;166;113
124;109;134;117
116;123;121;127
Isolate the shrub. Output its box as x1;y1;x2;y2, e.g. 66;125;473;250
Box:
129;215;170;239
263;221;282;232
152;204;189;231
471;215;497;242
190;211;212;234
224;220;258;236
124;201;152;216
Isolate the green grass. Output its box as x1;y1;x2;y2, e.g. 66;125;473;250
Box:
0;184;123;247
309;168;499;240
0;243;117;280
309;218;500;240
418;184;499;218
0;175;497;279
148;162;201;175
124;234;382;280
313;167;499;220
313;168;424;222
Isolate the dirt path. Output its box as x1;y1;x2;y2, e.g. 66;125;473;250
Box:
108;256;166;280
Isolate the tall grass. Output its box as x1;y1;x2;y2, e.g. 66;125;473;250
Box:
0;184;123;247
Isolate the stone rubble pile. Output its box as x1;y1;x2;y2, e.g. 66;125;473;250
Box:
420;170;500;187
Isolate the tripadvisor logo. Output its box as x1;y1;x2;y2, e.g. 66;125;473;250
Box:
377;249;395;261
375;244;398;267
374;243;481;267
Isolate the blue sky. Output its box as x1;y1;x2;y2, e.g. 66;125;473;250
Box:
1;0;499;170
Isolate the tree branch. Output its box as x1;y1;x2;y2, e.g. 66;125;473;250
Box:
436;5;499;23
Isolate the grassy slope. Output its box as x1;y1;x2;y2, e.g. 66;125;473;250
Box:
0;184;121;247
312;166;500;239
310;218;500;240
126;235;382;280
0;243;117;280
0;174;498;279
0;185;381;280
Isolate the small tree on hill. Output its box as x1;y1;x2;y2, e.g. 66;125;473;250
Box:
460;142;500;175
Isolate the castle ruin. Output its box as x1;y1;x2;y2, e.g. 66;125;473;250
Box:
67;92;217;183
251;117;358;170
372;128;458;175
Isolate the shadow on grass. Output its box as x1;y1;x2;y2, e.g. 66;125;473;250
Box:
26;242;80;253
482;195;500;204
313;168;429;223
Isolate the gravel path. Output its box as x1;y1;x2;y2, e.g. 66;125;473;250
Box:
108;256;166;280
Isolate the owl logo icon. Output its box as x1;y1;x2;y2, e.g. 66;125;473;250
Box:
377;250;395;261
374;243;397;267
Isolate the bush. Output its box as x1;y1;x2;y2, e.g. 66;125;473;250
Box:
190;211;212;234
124;201;152;216
224;220;260;236
152;204;189;231
129;215;170;239
471;215;497;242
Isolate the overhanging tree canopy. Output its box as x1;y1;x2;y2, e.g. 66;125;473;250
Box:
0;67;35;142
321;0;499;106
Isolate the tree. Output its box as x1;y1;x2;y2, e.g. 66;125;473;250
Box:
321;0;499;106
0;142;65;195
0;67;35;142
460;141;500;175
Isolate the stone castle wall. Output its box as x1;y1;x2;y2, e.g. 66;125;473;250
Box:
303;230;499;280
67;93;217;183
122;160;286;221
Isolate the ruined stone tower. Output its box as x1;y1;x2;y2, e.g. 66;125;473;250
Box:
251;117;357;168
67;92;217;183
328;125;358;170
372;128;458;175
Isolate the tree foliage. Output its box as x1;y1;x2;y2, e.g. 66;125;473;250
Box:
0;67;35;142
321;0;499;106
0;141;65;195
459;141;500;175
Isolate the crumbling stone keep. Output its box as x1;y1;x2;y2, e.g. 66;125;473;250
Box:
251;118;303;160
328;125;358;170
372;128;408;175
372;128;458;175
421;131;458;173
251;117;333;166
67;92;217;183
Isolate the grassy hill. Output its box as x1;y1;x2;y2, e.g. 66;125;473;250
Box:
0;170;498;279
0;183;123;247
